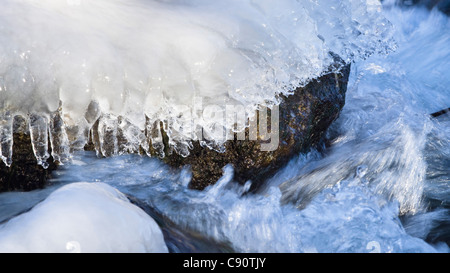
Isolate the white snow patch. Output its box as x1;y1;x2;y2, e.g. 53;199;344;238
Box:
0;182;168;253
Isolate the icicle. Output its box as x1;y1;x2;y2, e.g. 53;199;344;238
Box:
97;114;118;157
65;119;90;152
29;113;50;169
90;119;101;157
164;120;175;156
85;100;101;125
146;119;165;158
117;116;148;155
165;107;194;157
0;111;14;167
49;109;71;164
167;123;193;157
171;141;191;158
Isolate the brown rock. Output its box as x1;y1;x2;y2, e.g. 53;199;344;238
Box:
1;61;350;193
161;62;351;191
0;116;57;192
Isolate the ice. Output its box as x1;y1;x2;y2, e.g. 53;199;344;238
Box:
117;116;148;155
0;182;168;253
0;0;395;163
97;114;119;157
49;109;71;164
29;114;50;168
0;112;13;167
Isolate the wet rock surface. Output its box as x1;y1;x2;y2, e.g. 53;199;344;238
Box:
163;63;351;191
1;63;350;193
0;116;56;193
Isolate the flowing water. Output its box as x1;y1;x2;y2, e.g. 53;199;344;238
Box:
0;1;449;253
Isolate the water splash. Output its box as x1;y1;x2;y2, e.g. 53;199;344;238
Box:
27;151;444;252
280;121;429;215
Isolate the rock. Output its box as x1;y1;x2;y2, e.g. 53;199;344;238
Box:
0;116;57;193
2;61;350;193
162;62;351;191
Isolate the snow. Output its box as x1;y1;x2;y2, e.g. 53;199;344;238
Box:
0;182;168;253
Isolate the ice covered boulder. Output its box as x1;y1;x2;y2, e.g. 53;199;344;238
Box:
0;0;395;191
0;182;168;253
164;62;351;190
